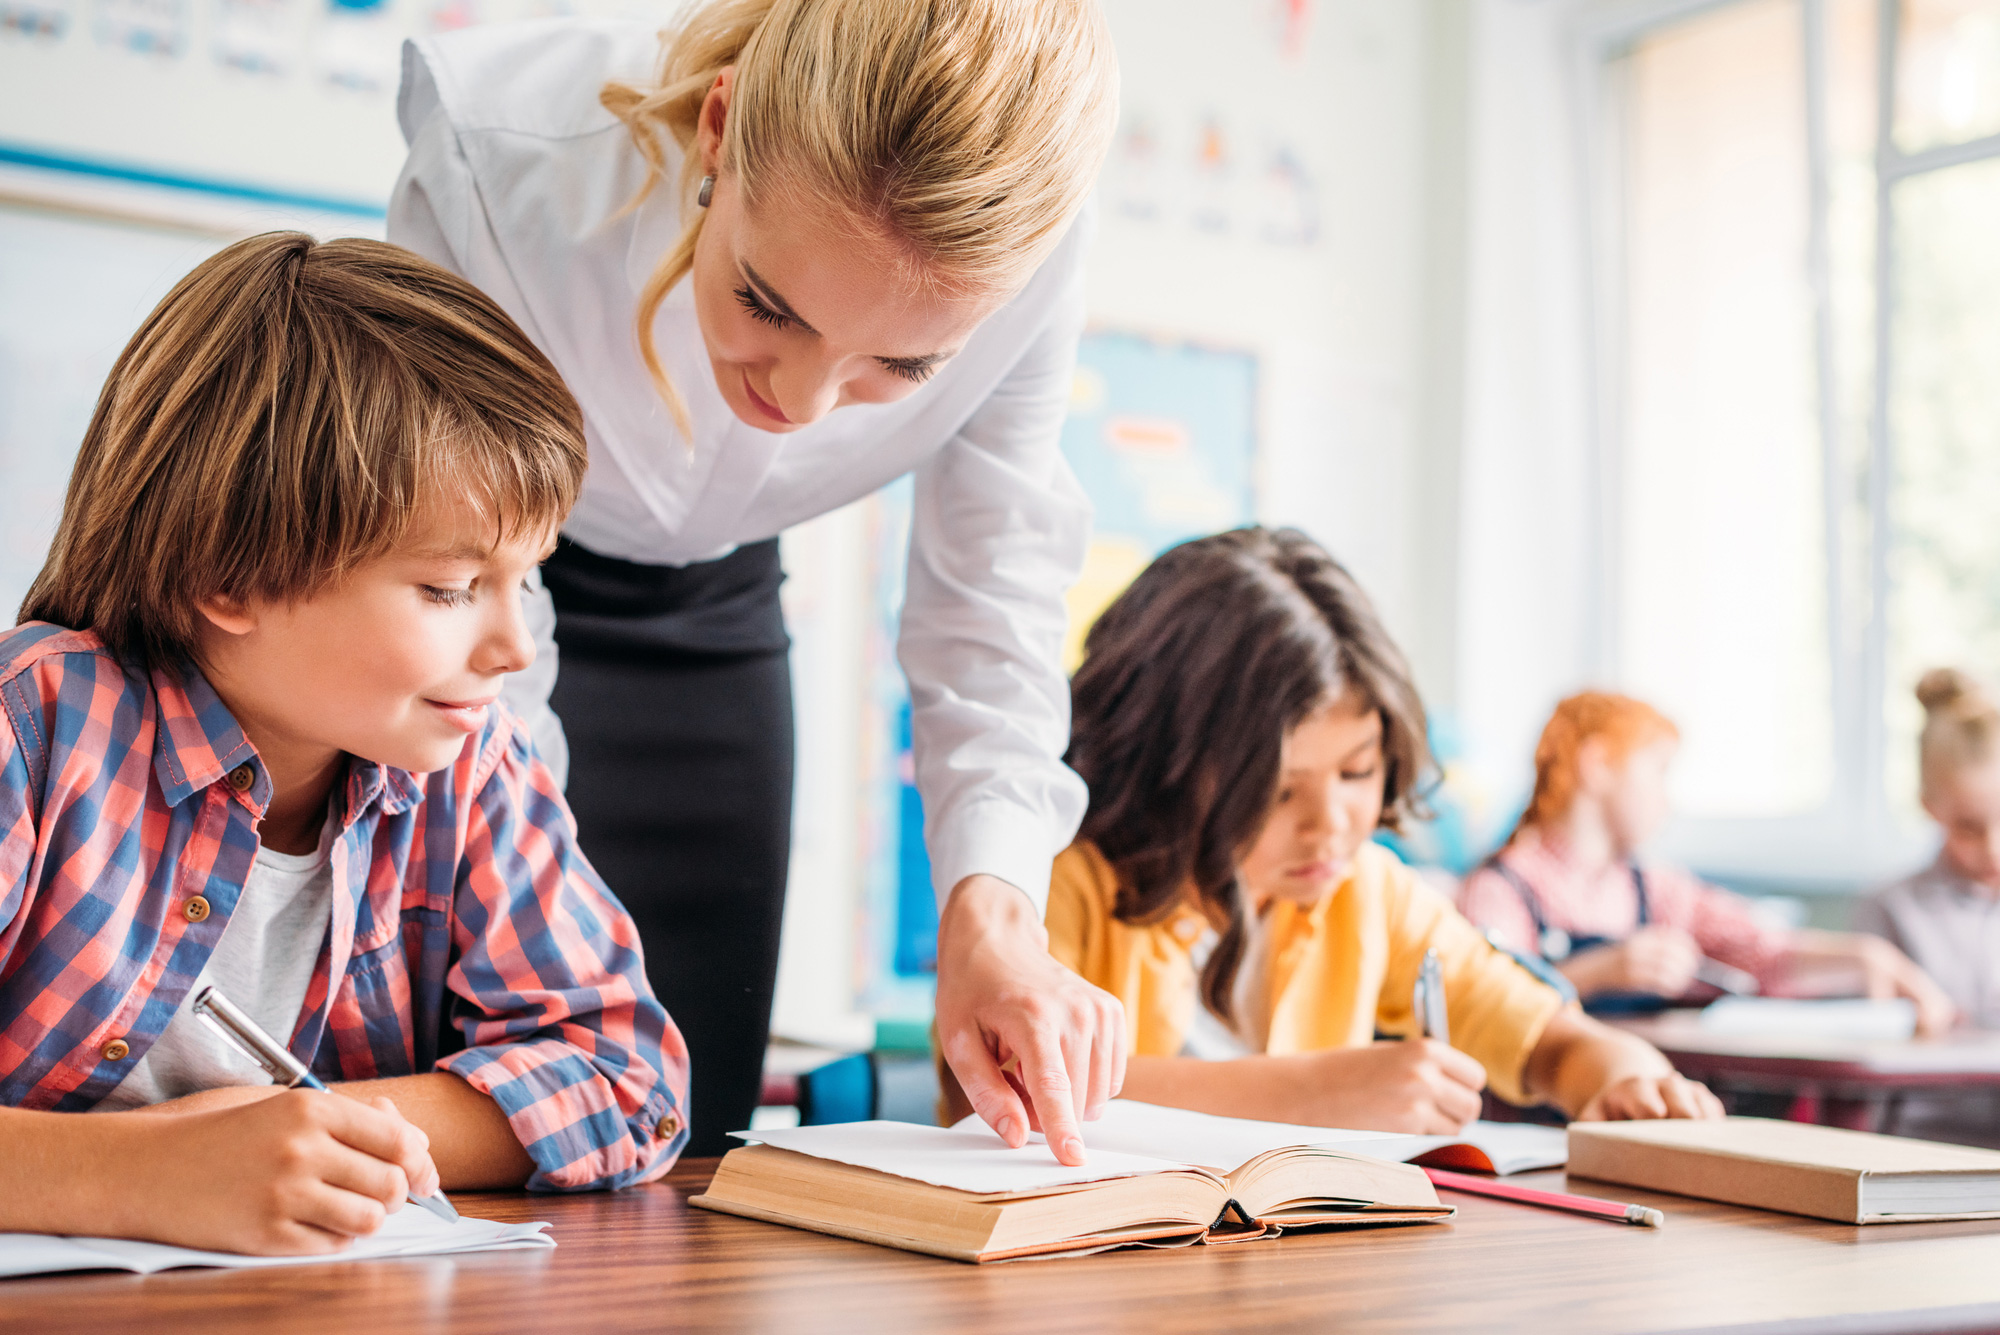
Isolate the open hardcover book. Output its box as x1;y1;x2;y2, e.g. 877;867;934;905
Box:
692;1100;1565;1263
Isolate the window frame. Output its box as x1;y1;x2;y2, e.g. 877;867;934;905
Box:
1576;0;2000;890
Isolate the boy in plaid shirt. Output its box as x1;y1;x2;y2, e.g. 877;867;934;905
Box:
0;233;687;1255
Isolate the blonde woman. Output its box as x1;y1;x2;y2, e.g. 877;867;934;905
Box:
389;0;1122;1161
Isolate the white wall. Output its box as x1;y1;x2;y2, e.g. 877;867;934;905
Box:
0;0;1461;1043
1087;0;1445;681
1450;0;1602;822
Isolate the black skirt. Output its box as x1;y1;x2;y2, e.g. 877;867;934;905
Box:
542;535;793;1158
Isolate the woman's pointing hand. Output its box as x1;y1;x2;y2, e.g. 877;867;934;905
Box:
933;874;1127;1166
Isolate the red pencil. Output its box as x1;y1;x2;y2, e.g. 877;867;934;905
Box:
1422;1167;1666;1228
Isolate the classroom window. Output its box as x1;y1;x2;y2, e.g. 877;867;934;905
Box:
1604;0;2000;876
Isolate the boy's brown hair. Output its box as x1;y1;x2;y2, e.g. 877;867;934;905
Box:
1066;526;1436;1022
21;231;586;665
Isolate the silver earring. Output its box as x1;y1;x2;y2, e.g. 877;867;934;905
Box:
697;175;715;208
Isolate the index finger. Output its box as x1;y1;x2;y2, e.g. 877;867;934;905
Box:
1622;1077;1669;1119
1657;1076;1708;1119
1013;1024;1086;1166
320;1094;429;1179
1424;1039;1487;1091
941;1027;1031;1148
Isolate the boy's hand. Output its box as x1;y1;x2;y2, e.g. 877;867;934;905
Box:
1575;1071;1722;1121
1290;1040;1487;1134
935;874;1127;1167
124;1090;439;1255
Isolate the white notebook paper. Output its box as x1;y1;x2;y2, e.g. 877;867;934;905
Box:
0;1205;553;1280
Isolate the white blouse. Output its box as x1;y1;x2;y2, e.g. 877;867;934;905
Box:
388;19;1091;909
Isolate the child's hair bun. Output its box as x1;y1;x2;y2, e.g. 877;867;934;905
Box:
1916;667;1988;718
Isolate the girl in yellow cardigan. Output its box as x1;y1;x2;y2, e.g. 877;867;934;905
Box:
1039;528;1719;1133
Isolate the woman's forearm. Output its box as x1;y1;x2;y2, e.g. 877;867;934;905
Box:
335;1072;534;1189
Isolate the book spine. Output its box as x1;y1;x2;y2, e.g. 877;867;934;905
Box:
1567;1135;1864;1224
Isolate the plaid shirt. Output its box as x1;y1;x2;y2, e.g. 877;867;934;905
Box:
0;622;687;1191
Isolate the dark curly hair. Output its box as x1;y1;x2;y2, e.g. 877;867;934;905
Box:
1066;526;1435;1021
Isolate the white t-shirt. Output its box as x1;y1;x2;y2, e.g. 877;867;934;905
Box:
388;20;1093;910
98;834;336;1110
1181;905;1277;1061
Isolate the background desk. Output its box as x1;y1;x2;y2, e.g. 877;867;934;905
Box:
7;1157;2000;1334
1618;1014;2000;1137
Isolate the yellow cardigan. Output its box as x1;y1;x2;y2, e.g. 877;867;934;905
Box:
1046;840;1567;1106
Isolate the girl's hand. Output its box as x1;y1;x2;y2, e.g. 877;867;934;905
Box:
1575;1072;1722;1121
1562;927;1700;999
1288;1040;1488;1134
1852;937;1958;1037
118;1089;439;1255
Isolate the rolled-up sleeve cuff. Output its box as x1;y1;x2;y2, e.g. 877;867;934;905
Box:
928;798;1065;915
441;1041;685;1193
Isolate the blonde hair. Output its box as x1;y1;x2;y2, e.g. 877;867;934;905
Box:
21;232;587;666
601;0;1119;433
1514;691;1681;838
1916;668;2000;797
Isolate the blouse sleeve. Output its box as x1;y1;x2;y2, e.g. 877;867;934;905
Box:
898;216;1094;914
388;43;569;780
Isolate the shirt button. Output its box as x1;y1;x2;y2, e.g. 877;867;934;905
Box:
101;1038;130;1062
183;895;211;922
656;1112;683;1141
227;764;256;793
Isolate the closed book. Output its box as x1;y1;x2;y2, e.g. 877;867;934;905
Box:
1568;1117;2000;1224
692;1102;1457;1263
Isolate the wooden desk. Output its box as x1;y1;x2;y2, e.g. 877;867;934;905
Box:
7;1158;2000;1334
1618;1014;2000;1132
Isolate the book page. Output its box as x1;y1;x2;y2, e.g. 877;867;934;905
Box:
952;1100;1392;1172
1341;1121;1569;1176
740;1121;1194;1194
2;1208;554;1279
952;1102;1567;1176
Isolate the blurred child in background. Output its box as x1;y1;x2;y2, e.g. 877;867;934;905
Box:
1459;693;1954;1032
1857;670;2000;1029
937;528;1721;1135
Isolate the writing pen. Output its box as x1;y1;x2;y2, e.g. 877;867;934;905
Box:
1413;947;1450;1045
190;984;460;1223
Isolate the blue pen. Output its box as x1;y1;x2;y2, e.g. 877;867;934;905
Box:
190;984;459;1223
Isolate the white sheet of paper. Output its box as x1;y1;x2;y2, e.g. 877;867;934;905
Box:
951;1101;1568;1176
0;1207;553;1280
738;1120;1193;1193
1699;996;1918;1041
1065;1100;1387;1169
0;1235;108;1280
